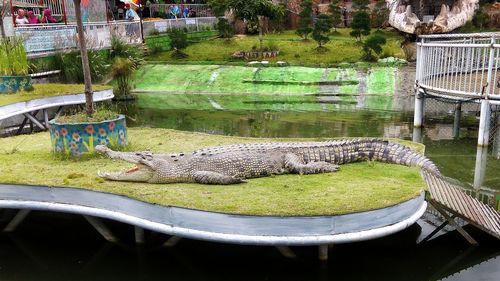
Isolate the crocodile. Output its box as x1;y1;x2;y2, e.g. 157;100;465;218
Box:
96;139;439;184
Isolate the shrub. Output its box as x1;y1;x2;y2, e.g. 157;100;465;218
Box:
53;50;108;83
246;19;259;34
109;36;144;69
0;36;29;76
168;28;188;57
362;34;386;61
350;11;371;41
216;18;234;39
111;57;136;97
267;40;278;51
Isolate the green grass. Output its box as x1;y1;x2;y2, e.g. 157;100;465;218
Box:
0;84;112;106
147;29;406;66
0;128;426;216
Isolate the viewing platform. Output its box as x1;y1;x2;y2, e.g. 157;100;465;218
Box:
414;32;500;147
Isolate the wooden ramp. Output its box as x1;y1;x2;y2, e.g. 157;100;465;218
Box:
422;170;500;244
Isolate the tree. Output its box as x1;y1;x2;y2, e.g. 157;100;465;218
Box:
313;14;333;49
0;0;9;37
216;18;234;39
74;0;94;117
352;0;370;11
207;0;284;50
329;0;342;31
362;34;386;61
371;0;388;28
296;0;313;40
350;11;371;41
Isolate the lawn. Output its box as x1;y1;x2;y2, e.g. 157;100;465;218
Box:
0;84;112;106
0;128;426;216
147;29;406;66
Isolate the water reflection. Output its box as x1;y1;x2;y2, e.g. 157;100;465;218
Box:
0;213;498;281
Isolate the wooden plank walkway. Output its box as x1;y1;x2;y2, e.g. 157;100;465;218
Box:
423;170;500;242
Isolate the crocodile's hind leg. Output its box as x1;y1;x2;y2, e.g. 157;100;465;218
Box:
284;154;340;174
193;171;246;185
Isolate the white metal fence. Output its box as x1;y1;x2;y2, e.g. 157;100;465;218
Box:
416;32;500;102
142;17;217;35
15;21;142;57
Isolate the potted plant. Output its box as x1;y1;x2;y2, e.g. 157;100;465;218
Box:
0;36;32;93
48;0;128;158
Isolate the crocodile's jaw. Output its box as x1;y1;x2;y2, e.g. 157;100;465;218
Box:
386;0;478;34
98;164;155;183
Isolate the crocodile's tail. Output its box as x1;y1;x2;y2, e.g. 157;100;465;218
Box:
337;139;441;175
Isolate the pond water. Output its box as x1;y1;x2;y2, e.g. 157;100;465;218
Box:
1;87;499;280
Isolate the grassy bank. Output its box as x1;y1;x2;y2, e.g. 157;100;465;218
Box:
0;84;112;106
0;128;425;216
147;29;406;66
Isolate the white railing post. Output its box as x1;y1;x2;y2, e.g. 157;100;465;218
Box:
477;37;495;147
414;38;425;129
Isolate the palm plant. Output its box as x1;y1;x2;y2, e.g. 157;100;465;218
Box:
0;36;29;76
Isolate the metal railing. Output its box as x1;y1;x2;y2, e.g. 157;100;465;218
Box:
142;17;217;35
416;32;500;102
15;21;142;57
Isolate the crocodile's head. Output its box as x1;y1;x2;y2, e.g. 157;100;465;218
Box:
96;145;156;183
386;0;479;34
97;163;155;183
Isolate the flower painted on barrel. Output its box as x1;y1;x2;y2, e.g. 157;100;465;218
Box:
85;124;95;135
54;130;60;139
119;129;125;141
98;127;107;137
60;128;68;137
70;141;79;151
108;121;116;131
72;131;81;142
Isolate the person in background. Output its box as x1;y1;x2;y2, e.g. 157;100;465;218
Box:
27;10;39;24
183;6;189;18
171;4;180;19
41;9;58;23
15;9;29;25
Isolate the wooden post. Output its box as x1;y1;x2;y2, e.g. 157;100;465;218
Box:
73;0;94;117
134;226;145;245
318;244;329;261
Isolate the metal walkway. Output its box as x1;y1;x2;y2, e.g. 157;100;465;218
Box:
422;170;500;244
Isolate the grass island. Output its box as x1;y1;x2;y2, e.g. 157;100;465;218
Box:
0;128;426;216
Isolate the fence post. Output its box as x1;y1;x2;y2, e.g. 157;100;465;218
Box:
477;37;495;147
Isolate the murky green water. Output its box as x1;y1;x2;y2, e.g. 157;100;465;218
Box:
1;83;499;280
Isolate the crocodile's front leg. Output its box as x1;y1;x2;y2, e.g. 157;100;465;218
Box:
284;153;340;174
193;171;246;185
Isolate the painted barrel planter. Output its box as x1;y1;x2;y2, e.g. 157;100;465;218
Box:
0;76;33;93
49;115;128;157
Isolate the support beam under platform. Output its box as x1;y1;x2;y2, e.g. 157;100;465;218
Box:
275;246;297;259
162;236;183;247
83;215;119;243
3;209;31;233
134;226;145;245
428;201;478;246
318;244;329;261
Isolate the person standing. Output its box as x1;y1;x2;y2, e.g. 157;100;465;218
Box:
15;9;29;25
